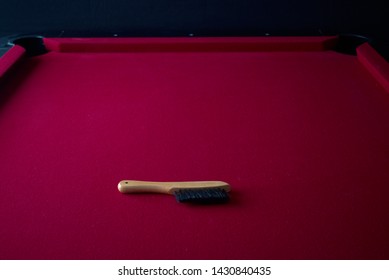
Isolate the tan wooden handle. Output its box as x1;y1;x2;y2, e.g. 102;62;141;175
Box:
118;180;230;194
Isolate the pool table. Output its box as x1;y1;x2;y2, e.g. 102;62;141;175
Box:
0;36;388;260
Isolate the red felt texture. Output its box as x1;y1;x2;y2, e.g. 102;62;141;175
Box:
1;38;389;260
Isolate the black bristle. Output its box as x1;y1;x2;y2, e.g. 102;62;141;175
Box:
174;188;229;204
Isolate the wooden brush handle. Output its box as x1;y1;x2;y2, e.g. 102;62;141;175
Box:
118;180;230;194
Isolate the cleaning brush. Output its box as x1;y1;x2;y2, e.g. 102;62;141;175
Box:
118;180;231;203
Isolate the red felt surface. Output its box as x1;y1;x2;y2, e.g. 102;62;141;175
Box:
1;37;389;260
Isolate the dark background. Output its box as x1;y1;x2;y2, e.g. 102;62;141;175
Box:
0;0;387;45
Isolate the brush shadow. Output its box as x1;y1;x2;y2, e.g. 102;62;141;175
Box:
180;188;243;208
119;189;243;207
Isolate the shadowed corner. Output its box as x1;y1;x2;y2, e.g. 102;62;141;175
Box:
12;36;48;57
333;34;370;55
0;36;48;110
0;47;9;57
0;56;41;112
